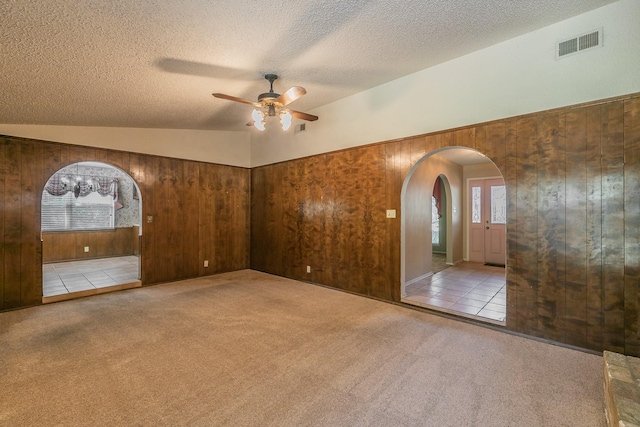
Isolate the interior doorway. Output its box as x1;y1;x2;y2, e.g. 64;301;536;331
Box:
401;147;507;325
431;175;451;274
40;161;142;303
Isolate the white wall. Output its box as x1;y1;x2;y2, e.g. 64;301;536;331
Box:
0;125;252;168
251;0;640;167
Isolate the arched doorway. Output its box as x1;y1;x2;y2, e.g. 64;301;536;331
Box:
431;174;451;273
400;147;507;325
41;161;143;303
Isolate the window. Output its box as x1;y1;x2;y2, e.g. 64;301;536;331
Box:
472;186;482;223
41;174;117;231
432;196;440;244
42;191;114;231
490;185;506;224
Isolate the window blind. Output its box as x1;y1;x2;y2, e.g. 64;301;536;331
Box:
41;191;114;231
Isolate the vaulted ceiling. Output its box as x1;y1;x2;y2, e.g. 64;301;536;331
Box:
1;0;618;131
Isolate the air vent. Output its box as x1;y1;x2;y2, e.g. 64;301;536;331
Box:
556;28;602;59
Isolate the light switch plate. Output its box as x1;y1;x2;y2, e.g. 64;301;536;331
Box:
386;209;396;218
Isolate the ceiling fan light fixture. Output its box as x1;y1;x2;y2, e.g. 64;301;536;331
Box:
280;111;292;131
252;108;265;131
213;73;318;131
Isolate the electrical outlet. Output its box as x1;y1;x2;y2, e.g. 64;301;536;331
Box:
306;265;311;273
84;246;89;253
204;260;209;268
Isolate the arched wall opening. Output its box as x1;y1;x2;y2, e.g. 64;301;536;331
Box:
431;174;453;267
40;161;143;302
401;147;507;324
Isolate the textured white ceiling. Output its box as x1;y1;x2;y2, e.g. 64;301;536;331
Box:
1;0;617;131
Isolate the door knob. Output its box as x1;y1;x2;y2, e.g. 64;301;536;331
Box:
485;226;490;229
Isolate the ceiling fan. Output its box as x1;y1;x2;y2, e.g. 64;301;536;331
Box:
213;74;318;131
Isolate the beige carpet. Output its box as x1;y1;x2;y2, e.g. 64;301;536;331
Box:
0;270;604;426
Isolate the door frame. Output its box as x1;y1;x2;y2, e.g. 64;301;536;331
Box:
466;176;506;264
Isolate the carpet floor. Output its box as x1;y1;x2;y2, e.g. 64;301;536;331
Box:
0;270;605;426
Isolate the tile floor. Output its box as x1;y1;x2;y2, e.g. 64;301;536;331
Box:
402;261;506;325
43;256;140;298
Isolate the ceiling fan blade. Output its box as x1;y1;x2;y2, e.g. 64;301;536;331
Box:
212;93;260;107
288;109;318;122
275;86;306;106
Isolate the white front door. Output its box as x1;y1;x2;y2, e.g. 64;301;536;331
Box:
468;178;506;266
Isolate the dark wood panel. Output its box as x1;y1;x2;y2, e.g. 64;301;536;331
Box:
43;233;76;262
0;141;5;307
564;108;589;348
304;153;328;285
42;143;63;182
181;161;199;278
198;163;212;276
453;128;475;149
3;140;22;309
77;232;98;259
325;151;349;290
332;148;366;294
474;126;486;163
140;155;156;284
22;140;43;304
96;147;109;163
250;169;264;271
67;145;89;165
42;228;136;262
425;134;438;153
585;104;604;352
483;122;507;175
384;142;400;301
504;119;518;328
410;137;427;166
624;97;640;356
513;116;539;336
535;113;566;342
216;165;250;273
367;144;391;300
159;157;182;282
601;101;626;353
106;149;128;173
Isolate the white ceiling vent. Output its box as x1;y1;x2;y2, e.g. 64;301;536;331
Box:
556;28;603;59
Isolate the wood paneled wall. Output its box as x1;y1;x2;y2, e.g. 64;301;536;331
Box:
42;227;137;263
251;93;640;356
0;136;250;310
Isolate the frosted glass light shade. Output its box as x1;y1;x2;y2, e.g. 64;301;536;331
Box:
280;111;292;131
252;109;265;131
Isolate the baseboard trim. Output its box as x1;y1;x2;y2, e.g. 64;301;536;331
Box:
42;281;142;304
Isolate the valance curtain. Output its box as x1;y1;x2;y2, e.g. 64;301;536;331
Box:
432;176;442;219
44;174;121;208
